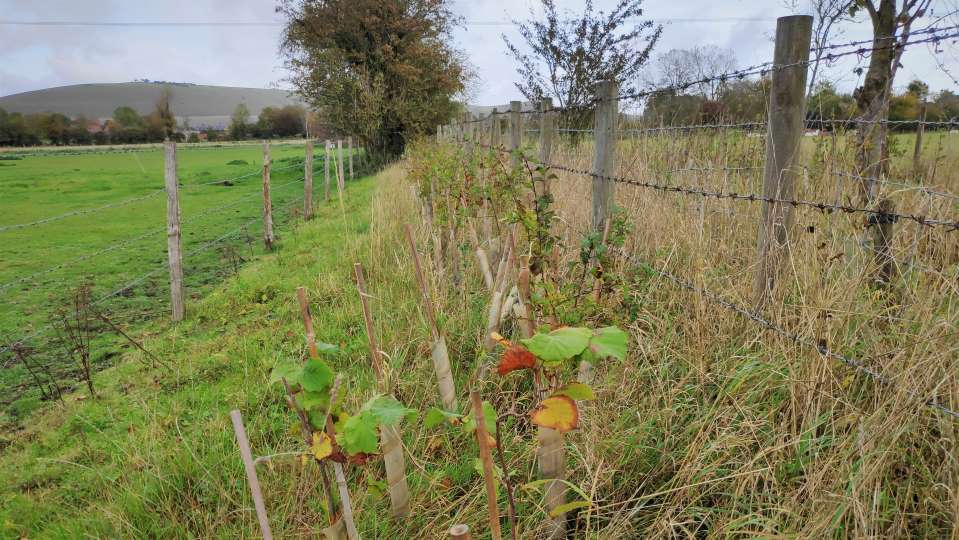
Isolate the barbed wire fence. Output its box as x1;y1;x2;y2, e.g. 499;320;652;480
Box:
436;17;959;422
0;137;362;409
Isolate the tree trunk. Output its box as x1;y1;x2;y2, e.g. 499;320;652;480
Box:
854;0;896;203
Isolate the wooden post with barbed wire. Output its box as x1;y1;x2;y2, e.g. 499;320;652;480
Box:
164;142;185;321
754;15;812;307
262;141;275;250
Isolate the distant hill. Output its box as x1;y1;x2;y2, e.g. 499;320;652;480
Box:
0;82;305;129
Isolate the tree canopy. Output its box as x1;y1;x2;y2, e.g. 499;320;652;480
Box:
279;0;468;159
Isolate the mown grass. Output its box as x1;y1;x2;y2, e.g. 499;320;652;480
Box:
0;142;354;420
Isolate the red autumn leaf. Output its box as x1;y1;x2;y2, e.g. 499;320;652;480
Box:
497;345;537;376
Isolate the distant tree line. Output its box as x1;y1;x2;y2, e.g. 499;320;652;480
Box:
0;95;309;147
227;104;307;141
639;78;959;130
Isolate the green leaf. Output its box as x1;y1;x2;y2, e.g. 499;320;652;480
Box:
298;391;330;411
549;500;591;518
361;395;413;426
581;326;628;363
301;359;334;393
269;362;303;386
425;407;462;429
553;382;595;401
521;327;591;365
339;411;379;455
463;401;497;435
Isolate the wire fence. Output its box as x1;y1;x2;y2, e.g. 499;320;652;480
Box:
0;139;360;408
437;22;959;424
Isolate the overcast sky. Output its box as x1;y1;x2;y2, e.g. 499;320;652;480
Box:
1;0;956;105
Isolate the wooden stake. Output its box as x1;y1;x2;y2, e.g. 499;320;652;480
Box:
353;263;411;518
304;140;314;220
591;81;619;234
230;410;274;540
296;287;319;359
509;101;522;170
913;101;926;177
404;225;458;412
164;142;185;322
325;139;332;202
537;426;566;539
448;524;471;539
262;141;275;250
292;288;341;526
490;108;500;150
870;198;898;285
754;15;812;306
348;136;354;180
538;98;554;195
337;140;346;191
470;391;502;540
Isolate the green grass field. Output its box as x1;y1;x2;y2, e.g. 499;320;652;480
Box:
0;142;351;421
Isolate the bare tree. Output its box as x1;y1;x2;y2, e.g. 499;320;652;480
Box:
784;0;856;98
503;0;662;124
653;46;737;101
851;0;932;201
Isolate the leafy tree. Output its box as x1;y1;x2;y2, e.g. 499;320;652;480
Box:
503;0;662;126
152;87;176;140
279;0;468;160
229;103;251;140
112;106;141;128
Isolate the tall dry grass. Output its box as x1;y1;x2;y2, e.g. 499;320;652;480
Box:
402;117;959;537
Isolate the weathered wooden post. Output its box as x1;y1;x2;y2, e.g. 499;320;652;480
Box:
870;198;898;285
591;81;619;234
509;101;522;170
404;224;458;412
164;142;185;322
490;108;500;150
304;140;314;220
353;263;411;518
324;139;331;202
337;140;345;192
470;390;502;540
230;410;274;540
753;15;812;307
913;102;926;177
539;98;554;194
448;524;471;539
348;136;354;180
262;141;275;250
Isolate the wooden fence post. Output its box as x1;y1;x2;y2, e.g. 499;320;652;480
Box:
230;410;274;540
913;101;926;177
262;141;275;250
509;101;522;170
539;98;554;193
490;108;500;150
353;263;411;518
591;81;619;234
870;198;898;285
753;15;812;306
470;390;502;540
348;136;354;180
337;140;346;193
164;142;185;322
324;139;331;202
304;140;314;220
